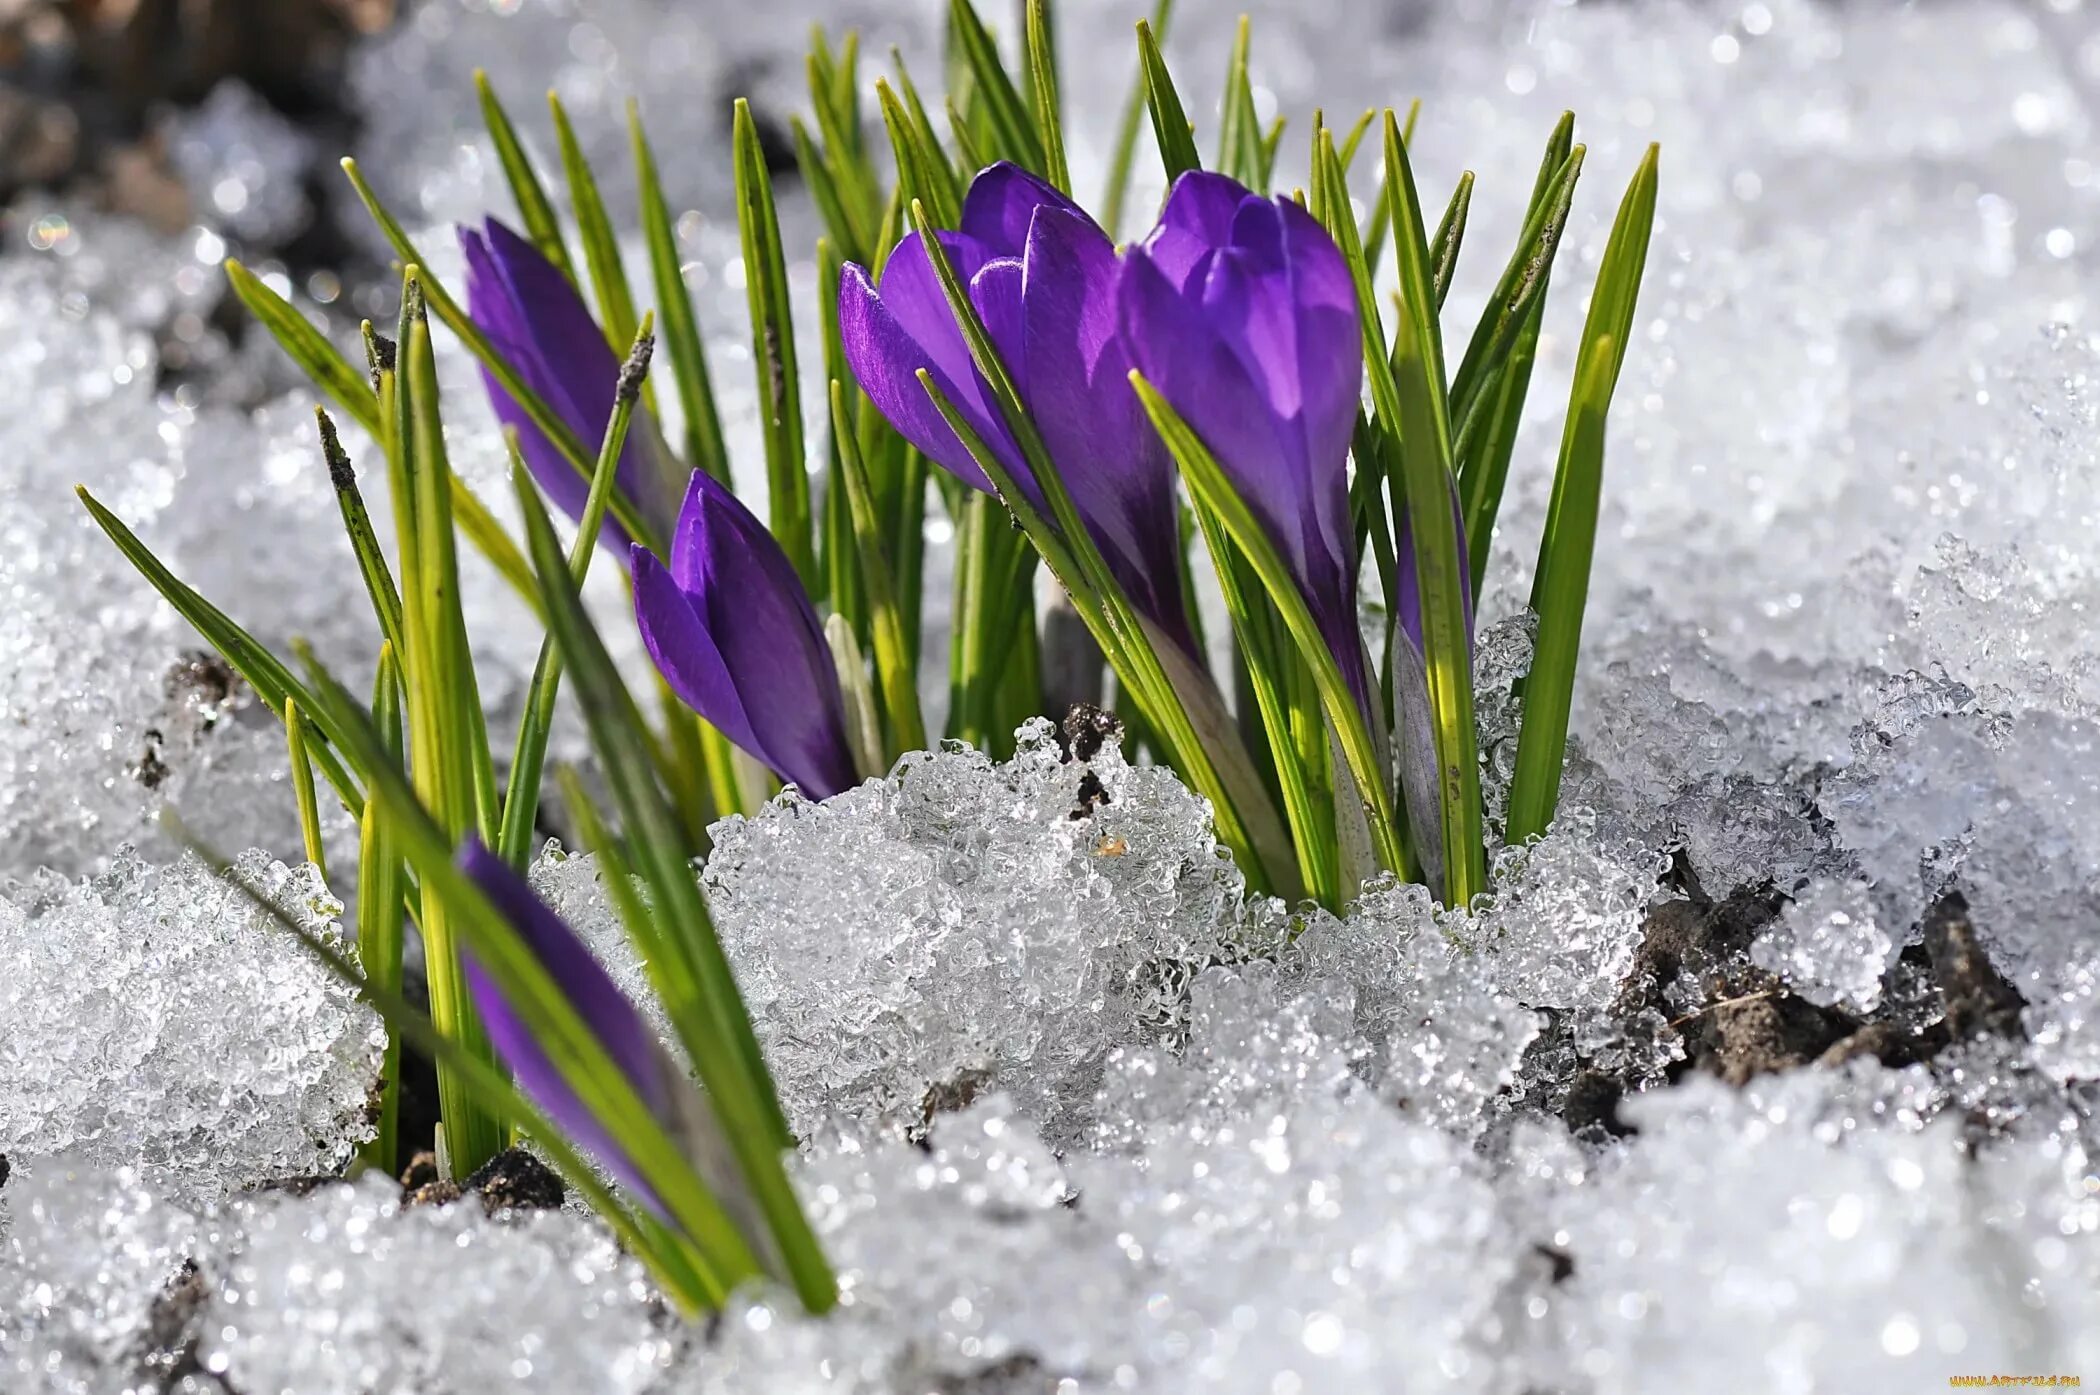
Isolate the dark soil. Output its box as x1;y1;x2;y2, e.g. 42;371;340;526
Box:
461;1146;567;1215
1549;876;2032;1140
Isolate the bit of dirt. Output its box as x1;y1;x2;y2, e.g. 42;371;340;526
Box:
1562;877;2033;1134
133;1258;231;1392
1057;702;1123;764
462;1146;567;1215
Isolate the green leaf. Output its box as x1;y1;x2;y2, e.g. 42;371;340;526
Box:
1024;0;1070;193
314;407;406;666
77;487;363;818
169;811;726;1311
632;103;731;484
357;644;407;1176
946;0;1047;173
512;463;838;1312
549;93;647;397
1430;170;1474;310
475;70;574;282
1136;16;1201;184
285;698;329;880
390;272;508;1175
732;99;816;590
1215;15;1262;186
1187;499;1339;907
226;260;378;434
877;77;962;233
830;379;926;757
1133;373;1405;888
1506;144;1659;845
1449;123;1584;443
1099;0;1173;238
801;38;881;263
1373;112;1485;907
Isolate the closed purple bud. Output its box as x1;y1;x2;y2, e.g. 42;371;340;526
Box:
460;217;684;550
840;163;1196;655
1115;172;1371;709
633;470;859;800
457;837;673;1213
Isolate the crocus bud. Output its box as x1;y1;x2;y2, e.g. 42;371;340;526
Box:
1114;172;1370;710
632;470;859;800
460;216;685;550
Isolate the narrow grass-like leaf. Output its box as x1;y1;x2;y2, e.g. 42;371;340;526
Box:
338;158;663;556
550;92;644;366
285;699;329;880
946;0;1046;173
632;104;731;483
801;41;881;263
1134;375;1406;885
831;384;927;758
76;488;363;817
733;99;816;589
1215;15;1262;186
391;274;507;1175
1100;0;1172;237
512;465;837;1311
1188;500;1339;906
1136;17;1201;184
1449;123;1583;440
1357;98;1422;270
877;78;963;233
227;263;541;613
792;115;864;269
1375;112;1485;906
496;321;654;869
315;407;405;664
1024;0;1070;193
476;71;574;282
1430;171;1474;310
226;260;376;432
891;52;965;195
356;644;406;1176
1507;144;1659;844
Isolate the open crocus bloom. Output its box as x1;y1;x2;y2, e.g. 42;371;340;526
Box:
839;162;1196;654
460;216;685;551
631;469;858;800
1114;171;1370;712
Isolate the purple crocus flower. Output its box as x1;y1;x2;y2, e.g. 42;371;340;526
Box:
457;837;675;1211
1113;172;1370;710
460;216;685;549
631;469;858;800
838;162;1195;653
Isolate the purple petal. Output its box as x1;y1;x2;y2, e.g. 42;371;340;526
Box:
1021;207;1191;651
642;473;859;799
960;161;1088;257
1145;171;1260;291
1117;250;1305;575
461;219;685;549
839;231;1025;493
457;838;671;1211
634;544;765;760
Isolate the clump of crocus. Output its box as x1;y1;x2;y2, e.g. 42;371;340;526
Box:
838;162;1196;654
460;216;686;548
631;470;860;800
1116;172;1372;712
